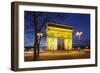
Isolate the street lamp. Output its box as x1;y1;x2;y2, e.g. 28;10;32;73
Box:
37;32;43;39
76;32;83;51
37;32;43;55
37;32;43;49
37;32;43;46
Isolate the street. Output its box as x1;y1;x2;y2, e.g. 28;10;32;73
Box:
24;49;90;61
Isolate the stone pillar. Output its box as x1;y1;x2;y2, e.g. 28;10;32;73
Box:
47;36;57;51
64;39;72;50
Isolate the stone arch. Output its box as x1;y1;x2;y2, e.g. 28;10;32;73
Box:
46;22;73;51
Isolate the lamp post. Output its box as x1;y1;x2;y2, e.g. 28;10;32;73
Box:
76;32;83;51
37;32;43;56
37;32;43;39
37;32;43;46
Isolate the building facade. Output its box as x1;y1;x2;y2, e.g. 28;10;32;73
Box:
46;22;73;51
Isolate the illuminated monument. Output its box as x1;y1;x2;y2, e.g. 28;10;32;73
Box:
46;22;73;51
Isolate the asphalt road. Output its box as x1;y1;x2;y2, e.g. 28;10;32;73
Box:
24;49;90;61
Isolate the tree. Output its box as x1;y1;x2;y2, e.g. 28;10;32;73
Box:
27;11;66;61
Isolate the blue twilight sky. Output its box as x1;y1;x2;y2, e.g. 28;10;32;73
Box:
24;11;90;47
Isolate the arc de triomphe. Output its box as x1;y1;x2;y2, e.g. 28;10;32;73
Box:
46;22;73;51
